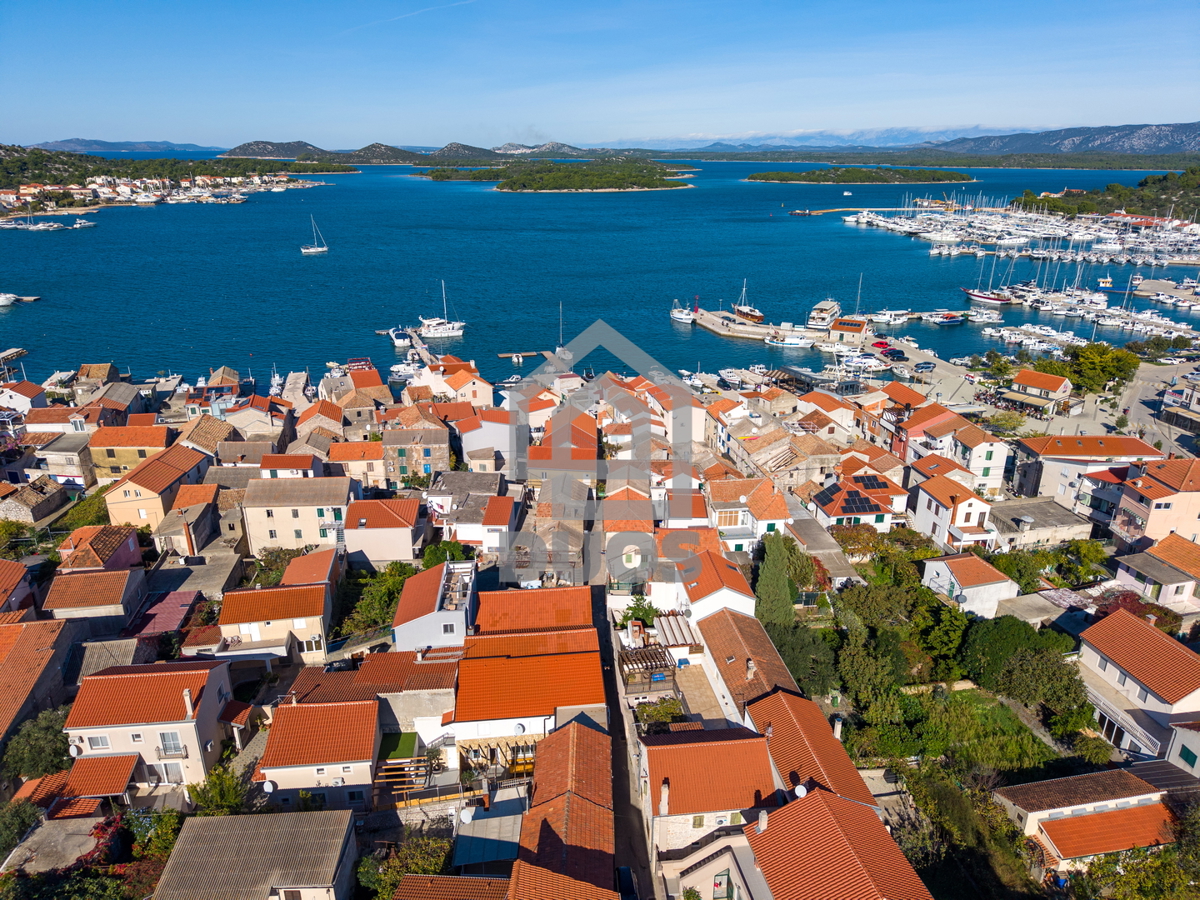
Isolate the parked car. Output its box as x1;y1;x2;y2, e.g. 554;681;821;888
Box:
887;353;909;362
871;340;891;349
615;866;640;900
914;361;936;373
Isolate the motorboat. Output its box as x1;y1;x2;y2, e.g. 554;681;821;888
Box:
732;280;764;323
387;327;412;348
718;368;743;387
922;311;966;325
301;216;328;255
0;293;16;307
870;309;910;325
670;299;695;324
807;299;842;329
764;332;814;348
73;218;96;228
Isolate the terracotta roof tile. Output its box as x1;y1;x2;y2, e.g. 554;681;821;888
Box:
746;692;874;806
345;498;420;530
880;381;928;408
995;769;1159;813
1081;607;1200;704
917;473;986;510
289;668;379;704
1137;458;1200;492
911;454;971;478
655;526;723;560
177;415;238;454
354;649;459;692
260;454;317;470
1018;435;1162;459
644;728;777;815
44;569;136;610
66;660;225;728
171;483;220;510
89;426;173;449
1146;533;1200;582
1;380;43;400
258;700;379;769
281;548;338;586
744;788;933;900
392;564;444;627
677;551;754;604
219;584;327;624
1013;369;1071;392
64;753;139;798
393;875;510;900
507;860;619;900
0;621;66;741
58;525;137;569
327;442;385;462
696;610;799;713
463;630;598;659
1041;802;1175;860
481;496;515;527
298;399;345;427
118;443;207;495
476;587;592;634
13;770;69;809
933;553;1014;589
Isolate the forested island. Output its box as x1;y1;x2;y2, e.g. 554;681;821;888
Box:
0;145;356;190
748;166;974;184
1013;166;1200;217
417;159;692;192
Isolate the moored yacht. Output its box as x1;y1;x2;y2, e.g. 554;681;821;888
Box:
807;299;842;328
670;299;695;324
419;281;466;338
732;280;764;323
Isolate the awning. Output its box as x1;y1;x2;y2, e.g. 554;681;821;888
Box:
1000;391;1056;409
64;753;140;798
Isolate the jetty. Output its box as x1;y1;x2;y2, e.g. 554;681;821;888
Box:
693;308;816;342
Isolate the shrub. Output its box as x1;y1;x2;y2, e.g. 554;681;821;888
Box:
1073;734;1114;766
0;801;40;857
3;707;70;778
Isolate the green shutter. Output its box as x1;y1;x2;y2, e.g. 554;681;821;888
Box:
333;508;343;522
1182;745;1198;768
397;448;407;458
766;522;776;532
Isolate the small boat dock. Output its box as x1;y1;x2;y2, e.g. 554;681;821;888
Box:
693;308;817;342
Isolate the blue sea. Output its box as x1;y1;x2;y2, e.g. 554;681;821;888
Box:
2;159;1194;384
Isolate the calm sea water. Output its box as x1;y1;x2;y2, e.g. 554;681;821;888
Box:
2;160;1194;384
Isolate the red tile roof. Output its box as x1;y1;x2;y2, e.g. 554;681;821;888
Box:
67;660;225;728
1018;435;1163;459
1013;369;1070;392
933;553;1014;588
644;728;777;816
655;526;723;560
453;631;605;723
392;564;444;627
1;380;43;400
1040;802;1175;860
13;770;69;809
354;650;459;692
507;860;619;900
113;443;206;495
1137;458;1200;492
171;483;220;510
744;788;934;900
64;753;140;798
328;442;385;462
993;769;1159;813
911;454;972;479
345;498;420;529
258;700;379;769
481;495;515;527
677;551;754;604
1146;533;1200;582
44;569;136;610
475;587;592;634
1081;607;1200;703
696;610;799;713
394;875;510;900
57;525;137;569
260;454;317;470
0;621;67;742
917;473;986;510
708;477;790;521
89;426;173;449
280;548;338;586
746;692;874;806
219;584;327;625
298;399;344;427
879;381;928;408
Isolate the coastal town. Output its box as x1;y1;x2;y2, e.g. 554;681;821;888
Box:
1;317;1200;899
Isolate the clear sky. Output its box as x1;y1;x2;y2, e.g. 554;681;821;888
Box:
3;0;1197;148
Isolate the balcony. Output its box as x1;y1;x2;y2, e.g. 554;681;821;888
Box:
155;745;188;760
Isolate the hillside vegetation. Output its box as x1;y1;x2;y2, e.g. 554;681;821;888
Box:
0;145;355;190
1013;166;1200;217
419;159;690;191
748;167;973;184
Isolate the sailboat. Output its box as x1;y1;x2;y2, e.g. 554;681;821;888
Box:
732;279;764;323
300;216;328;255
556;302;573;359
418;281;466;338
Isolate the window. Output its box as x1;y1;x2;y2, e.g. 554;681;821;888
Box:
131;733;143;743
346;789;365;804
423;464;431;474
110;466;121;474
123;490;130;497
137;449;147;458
294;529;303;540
316;767;327;776
1118;671;1128;687
159;732;183;755
316;508;324;518
308;792;327;809
962;511;973;525
1138;686;1148;702
266;509;274;518
985;450;994;461
269;469;278;479
982;467;991;477
319;528;328;539
342;765;353;773
423;448;431;458
333;508;342;521
1182;746;1198;768
88;736;110;750
397;448;407;458
138;509;147;519
1098;656;1108;671
293;618;306;629
730;811;743;825
106;448;116;458
1155;502;1173;510
291;508;299;518
716;509;741;528
766;522;776;532
366;462;375;472
303;636;323;653
284;892;302;900
926;497;932;511
72;418;86;432
398;465;408;474
875;514;885;523
268;529;277;540
713;870;731;900
443;623;456;635
692;815;705;828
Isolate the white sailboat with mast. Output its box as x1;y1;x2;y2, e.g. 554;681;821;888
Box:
418;281;466;338
300;215;328;255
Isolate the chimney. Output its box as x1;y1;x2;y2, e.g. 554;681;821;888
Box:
745;658;757;681
832;715;843;741
291;692;298;705
756;809;769;833
416;648;425;662
659;778;670;817
182;687;194;719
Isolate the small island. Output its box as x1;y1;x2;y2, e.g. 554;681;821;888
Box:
1013;165;1200;217
417;159;693;192
747;166;974;184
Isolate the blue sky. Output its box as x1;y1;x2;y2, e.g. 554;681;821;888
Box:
3;0;1197;148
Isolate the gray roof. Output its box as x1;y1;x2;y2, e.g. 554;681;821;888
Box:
243;476;352;508
429;471;504;498
381;428;449;446
41;432;92;454
217;441;274;465
64;637;157;685
204;466;259;489
990;496;1092;534
154;810;353;900
1117;552;1191;586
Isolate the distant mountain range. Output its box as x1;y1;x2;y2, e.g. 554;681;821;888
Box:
30;139;228;153
926;121;1200;155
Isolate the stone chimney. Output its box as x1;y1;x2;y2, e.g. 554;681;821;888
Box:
745;658;757;681
659;778;670;817
182;687;194;719
756;809;769;833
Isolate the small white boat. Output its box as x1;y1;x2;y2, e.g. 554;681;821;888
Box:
890;365;910;378
670;299;695;324
301;216;328;255
387;327;412;348
0;293;16;307
764;332;814;348
843;191;852;196
73;217;96;228
718;368;743;386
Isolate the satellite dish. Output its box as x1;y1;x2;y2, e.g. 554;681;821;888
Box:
263;781;276;793
460;807;475;825
69;744;81;758
514;723;526;735
739;496;747;503
794;784;808;799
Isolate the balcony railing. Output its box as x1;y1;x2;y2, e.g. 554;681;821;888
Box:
156;745;188;760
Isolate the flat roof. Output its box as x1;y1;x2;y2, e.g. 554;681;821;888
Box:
990;496;1092;534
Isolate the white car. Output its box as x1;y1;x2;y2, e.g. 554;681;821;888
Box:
1161;357;1186;365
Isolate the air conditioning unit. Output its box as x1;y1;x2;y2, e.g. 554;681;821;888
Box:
331;777;345;786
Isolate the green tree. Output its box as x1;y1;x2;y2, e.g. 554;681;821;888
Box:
1059;539;1108;585
3;706;70;778
619;594;660;626
765;622;838;698
422;540;469;570
1073;734;1114;766
987;410;1026;433
0;801;40;857
839;632;900;715
1115;414;1130;432
911;596;969;678
188;764;248;816
356;834;452;898
755;533;797;627
959;615;1061;689
340;561;419;635
836;583;928;629
987;548;1058;593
